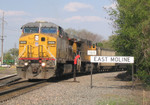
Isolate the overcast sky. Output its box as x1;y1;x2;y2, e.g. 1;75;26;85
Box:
0;0;116;52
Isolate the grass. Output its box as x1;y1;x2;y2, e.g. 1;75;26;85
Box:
145;85;150;90
97;98;140;105
0;67;7;70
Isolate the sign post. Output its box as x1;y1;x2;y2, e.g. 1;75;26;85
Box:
90;65;93;88
73;64;76;82
90;56;134;88
132;64;134;87
87;50;96;88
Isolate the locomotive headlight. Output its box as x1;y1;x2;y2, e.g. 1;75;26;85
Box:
41;62;46;67
24;62;28;66
48;41;55;44
35;35;39;41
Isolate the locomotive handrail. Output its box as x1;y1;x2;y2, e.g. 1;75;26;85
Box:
43;45;56;66
38;45;43;57
18;45;27;58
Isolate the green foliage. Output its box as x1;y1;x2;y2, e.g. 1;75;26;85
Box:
0;67;7;70
96;42;103;47
3;48;18;64
136;70;148;81
8;48;18;58
136;70;150;85
101;35;117;50
145;76;150;85
108;0;150;85
4;52;13;60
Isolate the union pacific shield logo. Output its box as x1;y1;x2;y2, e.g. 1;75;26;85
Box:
35;42;39;46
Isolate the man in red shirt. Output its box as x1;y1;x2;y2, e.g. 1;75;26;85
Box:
73;54;80;82
74;54;80;65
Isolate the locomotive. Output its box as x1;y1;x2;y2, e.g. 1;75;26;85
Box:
17;21;118;79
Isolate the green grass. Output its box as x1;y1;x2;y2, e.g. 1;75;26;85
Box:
97;98;140;105
0;67;7;70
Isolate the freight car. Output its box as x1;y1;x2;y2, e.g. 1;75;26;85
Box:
16;21;121;80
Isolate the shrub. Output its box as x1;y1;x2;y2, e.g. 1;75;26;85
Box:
136;70;150;85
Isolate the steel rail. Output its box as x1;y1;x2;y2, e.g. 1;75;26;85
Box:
0;80;47;102
0;74;17;80
0;74;21;87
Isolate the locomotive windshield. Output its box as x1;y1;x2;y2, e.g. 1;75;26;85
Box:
41;27;57;33
24;27;39;33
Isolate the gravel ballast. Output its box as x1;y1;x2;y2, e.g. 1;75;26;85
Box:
2;71;150;105
0;67;16;78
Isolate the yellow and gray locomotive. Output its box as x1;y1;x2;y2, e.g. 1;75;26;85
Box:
17;21;75;79
17;21;118;80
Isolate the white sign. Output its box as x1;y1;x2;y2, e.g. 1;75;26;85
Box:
87;50;96;55
91;56;134;63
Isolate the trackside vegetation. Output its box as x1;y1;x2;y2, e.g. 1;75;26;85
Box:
3;48;18;65
97;98;139;105
108;0;150;85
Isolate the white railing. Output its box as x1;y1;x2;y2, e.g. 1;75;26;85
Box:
43;45;57;66
18;45;27;58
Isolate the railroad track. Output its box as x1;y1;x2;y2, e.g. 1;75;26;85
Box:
0;69;126;103
0;73;79;103
0;74;21;87
0;79;49;102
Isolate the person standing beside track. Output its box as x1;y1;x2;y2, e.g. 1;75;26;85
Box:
73;54;80;81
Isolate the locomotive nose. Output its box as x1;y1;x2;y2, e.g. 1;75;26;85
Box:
31;63;40;74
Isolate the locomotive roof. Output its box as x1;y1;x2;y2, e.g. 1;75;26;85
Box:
21;21;59;29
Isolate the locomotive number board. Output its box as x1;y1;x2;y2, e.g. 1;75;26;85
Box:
91;56;134;64
87;50;97;56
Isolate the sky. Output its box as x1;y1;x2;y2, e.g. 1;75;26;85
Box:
0;0;116;53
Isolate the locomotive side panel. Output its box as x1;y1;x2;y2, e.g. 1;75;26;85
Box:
57;37;70;63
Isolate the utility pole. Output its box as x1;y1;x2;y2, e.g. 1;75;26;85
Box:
1;12;4;65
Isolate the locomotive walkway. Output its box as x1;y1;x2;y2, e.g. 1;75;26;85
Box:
1;71;150;105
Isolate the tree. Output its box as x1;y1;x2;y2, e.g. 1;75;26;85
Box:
4;52;13;60
8;48;18;60
108;0;150;84
101;35;117;50
3;48;18;64
65;28;103;42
